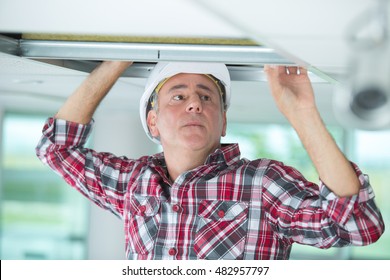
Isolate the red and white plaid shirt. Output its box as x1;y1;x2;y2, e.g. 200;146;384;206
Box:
36;118;384;260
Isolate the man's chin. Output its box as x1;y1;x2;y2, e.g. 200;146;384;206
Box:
181;137;220;153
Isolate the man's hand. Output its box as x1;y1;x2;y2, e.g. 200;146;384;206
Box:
264;65;316;122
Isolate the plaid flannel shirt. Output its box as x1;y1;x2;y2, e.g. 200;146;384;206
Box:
36;118;384;260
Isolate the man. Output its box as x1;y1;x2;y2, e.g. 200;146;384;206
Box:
36;61;384;260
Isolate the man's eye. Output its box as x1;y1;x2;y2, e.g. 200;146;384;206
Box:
201;95;211;101
173;95;184;101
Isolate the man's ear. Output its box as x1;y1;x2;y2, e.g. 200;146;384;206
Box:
221;111;227;137
147;110;160;138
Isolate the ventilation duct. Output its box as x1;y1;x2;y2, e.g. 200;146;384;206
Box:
334;0;390;130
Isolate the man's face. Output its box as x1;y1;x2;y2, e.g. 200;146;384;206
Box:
147;73;227;153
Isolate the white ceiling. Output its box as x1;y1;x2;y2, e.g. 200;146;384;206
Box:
0;0;377;126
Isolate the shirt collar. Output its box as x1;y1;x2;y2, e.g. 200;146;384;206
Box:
205;143;241;166
151;143;241;168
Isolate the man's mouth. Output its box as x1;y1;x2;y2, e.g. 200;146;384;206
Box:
183;121;204;127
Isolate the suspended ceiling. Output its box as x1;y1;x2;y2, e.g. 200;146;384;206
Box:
0;0;375;125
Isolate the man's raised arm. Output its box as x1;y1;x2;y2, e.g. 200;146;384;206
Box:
56;61;133;124
264;65;360;197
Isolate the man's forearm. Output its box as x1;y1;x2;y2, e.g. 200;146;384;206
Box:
289;108;360;197
56;61;132;124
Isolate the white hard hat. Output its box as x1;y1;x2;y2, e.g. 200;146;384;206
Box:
139;61;231;144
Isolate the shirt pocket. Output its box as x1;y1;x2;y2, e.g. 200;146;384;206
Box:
127;195;161;255
194;200;249;260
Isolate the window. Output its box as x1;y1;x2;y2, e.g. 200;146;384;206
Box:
349;130;390;259
0;113;89;259
224;122;389;259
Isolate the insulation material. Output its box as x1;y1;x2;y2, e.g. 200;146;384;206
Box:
22;33;259;46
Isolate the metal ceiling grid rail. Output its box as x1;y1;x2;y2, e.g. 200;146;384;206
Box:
0;34;331;83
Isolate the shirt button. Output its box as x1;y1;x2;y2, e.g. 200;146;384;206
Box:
218;210;225;218
172;204;181;212
168;248;177;256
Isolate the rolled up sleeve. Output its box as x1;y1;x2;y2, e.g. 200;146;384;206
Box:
319;163;385;246
36;117;135;218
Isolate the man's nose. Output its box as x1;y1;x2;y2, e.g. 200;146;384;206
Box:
186;96;203;113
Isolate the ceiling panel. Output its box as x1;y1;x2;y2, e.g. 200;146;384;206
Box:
0;0;246;38
0;0;375;75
